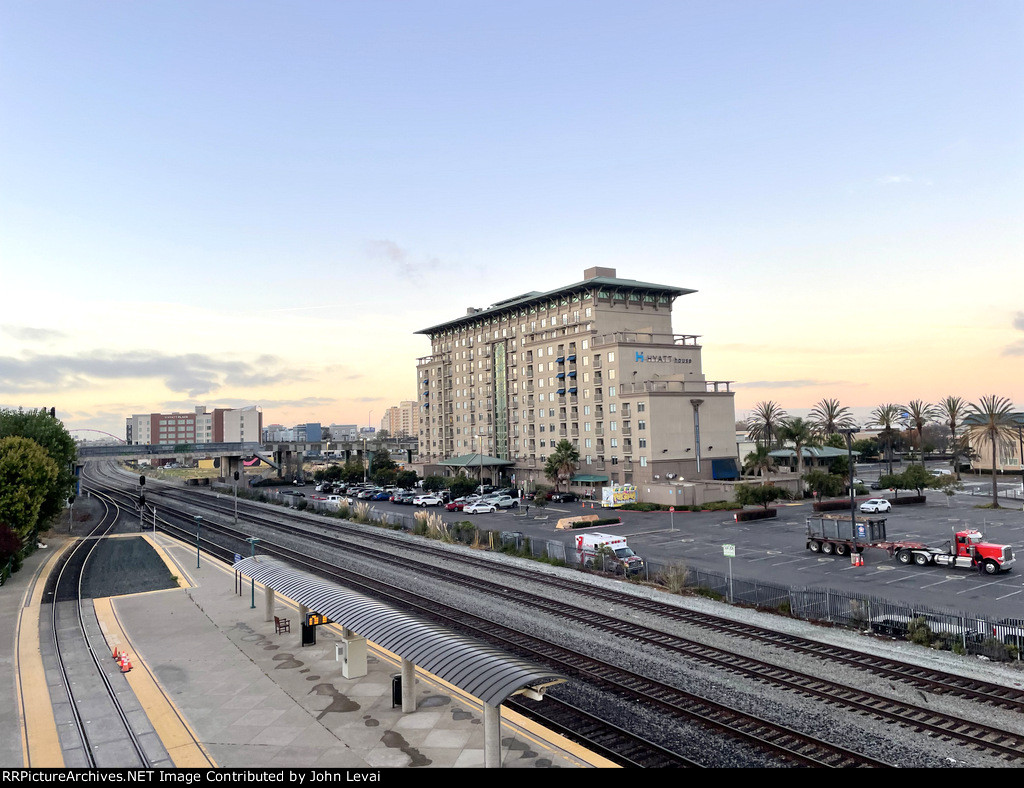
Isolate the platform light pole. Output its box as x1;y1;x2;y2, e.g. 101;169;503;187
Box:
194;515;203;568
247;537;260;609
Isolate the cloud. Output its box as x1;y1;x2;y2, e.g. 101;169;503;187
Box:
1;325;68;342
1002;312;1024;356
877;175;913;184
739;379;859;389
0;350;309;398
365;240;444;282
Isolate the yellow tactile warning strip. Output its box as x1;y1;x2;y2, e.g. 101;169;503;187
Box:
142;532;610;768
139;532;195;588
367;640;615;768
15;540;73;767
93;596;215;767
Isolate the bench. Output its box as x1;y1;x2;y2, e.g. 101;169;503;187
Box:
274;615;291;634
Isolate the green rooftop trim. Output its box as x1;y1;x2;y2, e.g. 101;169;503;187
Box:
768;447;861;459
570;474;609;482
416;275;695;336
438;453;515;467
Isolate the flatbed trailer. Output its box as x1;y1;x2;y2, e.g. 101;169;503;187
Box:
805;515;1015;574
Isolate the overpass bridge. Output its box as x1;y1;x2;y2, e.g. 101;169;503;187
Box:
78;438;417;483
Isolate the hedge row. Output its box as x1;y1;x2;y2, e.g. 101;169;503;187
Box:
734;508;778;522
891;495;926;505
567;517;622;529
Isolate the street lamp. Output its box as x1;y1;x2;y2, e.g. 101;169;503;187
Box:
194;515;203;569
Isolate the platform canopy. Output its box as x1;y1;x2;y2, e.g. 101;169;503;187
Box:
233;556;566;707
438;453;514;469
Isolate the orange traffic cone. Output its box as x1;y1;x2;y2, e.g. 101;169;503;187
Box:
119;653;132;673
113;644;120;660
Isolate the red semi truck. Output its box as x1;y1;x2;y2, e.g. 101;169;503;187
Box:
805;515;1015;575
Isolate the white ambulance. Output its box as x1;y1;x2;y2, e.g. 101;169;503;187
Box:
574;532;644;576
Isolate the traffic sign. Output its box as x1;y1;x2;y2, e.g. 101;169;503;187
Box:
723;544;736;558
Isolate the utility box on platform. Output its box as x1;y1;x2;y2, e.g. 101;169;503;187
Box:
337;635;367;678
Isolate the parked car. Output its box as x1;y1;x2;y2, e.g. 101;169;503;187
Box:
490;495;518;509
446;498;467;511
464;501;497;514
396;493;417;505
414;494;444;507
281;490;305;498
549;492;578;503
860;498;892;513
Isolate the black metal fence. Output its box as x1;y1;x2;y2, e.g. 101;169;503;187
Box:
250;488;1022;660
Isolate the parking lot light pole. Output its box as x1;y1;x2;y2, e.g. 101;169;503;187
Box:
838;428;858;551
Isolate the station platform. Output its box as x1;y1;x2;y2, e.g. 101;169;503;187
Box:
4;526;606;769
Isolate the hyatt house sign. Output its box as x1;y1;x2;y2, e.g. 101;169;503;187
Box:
635;352;692;364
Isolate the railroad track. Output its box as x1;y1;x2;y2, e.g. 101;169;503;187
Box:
41;493;155;767
87;466;891;767
88;464;1024;766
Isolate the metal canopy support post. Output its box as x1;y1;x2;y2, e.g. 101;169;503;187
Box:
400;657;415;713
483;703;501;769
264;587;275;623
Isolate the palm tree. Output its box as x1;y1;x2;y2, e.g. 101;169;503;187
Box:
742;446;776;482
809;398;854;441
870;403;902;476
904;400;938;467
966;395;1018;508
776;417;818;493
544;439;580;493
937;395;968;480
745;401;787;450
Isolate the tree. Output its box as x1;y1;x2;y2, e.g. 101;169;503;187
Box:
776;417;818;492
422;475;449;493
448;476;477;499
904;400;938;467
544;439;580;492
937;395;968;480
734;483;789;510
394;470;418;489
742;446;775;482
966;395;1018;508
809;398;854;441
0;436;59;541
745;401;787;450
0;408;77;529
869;404;902;476
803;469;846;499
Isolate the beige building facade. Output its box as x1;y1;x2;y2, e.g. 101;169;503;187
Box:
415;268;739;501
381;401;419;438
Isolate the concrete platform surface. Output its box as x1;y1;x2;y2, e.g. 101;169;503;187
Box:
6;526;602;770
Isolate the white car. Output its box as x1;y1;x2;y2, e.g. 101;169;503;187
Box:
490;495;518;509
859;498;892;513
413;494;444;507
464;501;497;514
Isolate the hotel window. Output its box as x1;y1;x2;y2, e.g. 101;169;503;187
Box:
638;420;646;430
639;438;647;449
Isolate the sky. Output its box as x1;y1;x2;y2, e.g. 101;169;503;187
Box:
1;1;1021;441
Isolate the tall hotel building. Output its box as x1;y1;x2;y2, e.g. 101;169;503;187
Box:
415;268;739;500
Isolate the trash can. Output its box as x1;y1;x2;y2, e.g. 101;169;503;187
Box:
391;674;402;708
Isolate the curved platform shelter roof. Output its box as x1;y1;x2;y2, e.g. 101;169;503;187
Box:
233;556;567;707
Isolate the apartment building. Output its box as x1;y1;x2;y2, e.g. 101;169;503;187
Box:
415;267;739;498
381;401;419;438
126;405;262;445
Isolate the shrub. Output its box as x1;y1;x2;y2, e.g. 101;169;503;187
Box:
702;500;742;511
890;496;926;506
907;616;933;646
657;562;689;595
734;509;777;521
567;517;621;528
